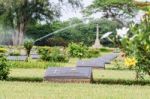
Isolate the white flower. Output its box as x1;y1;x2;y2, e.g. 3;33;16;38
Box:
101;32;112;39
133;10;145;24
116;27;129;38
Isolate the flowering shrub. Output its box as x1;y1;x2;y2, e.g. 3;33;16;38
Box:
121;12;150;79
101;27;129;47
124;57;137;69
101;11;150;79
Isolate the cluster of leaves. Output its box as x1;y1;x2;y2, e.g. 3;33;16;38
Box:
0;0;82;45
87;48;101;58
68;43;88;59
83;0;137;26
0;48;7;53
46;37;68;47
38;47;69;62
24;39;34;61
0;54;9;80
9;50;20;56
68;43;102;59
121;14;150;79
32;18;120;46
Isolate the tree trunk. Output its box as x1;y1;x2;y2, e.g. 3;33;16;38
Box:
18;23;25;45
12;30;19;46
12;23;25;46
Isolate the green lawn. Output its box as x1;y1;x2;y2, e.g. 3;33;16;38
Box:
0;68;149;99
0;81;150;99
9;69;149;80
1;51;150;99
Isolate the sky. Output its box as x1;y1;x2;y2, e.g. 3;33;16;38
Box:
58;0;94;21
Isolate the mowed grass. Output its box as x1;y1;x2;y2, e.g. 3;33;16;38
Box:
8;58;78;68
1;51;150;99
0;69;150;99
0;81;150;99
9;69;135;80
9;69;150;81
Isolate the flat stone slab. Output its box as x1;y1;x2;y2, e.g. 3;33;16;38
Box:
76;53;118;68
96;53;118;64
30;54;41;59
76;59;105;69
44;67;93;83
7;56;27;61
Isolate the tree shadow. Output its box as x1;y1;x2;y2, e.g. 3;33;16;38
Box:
6;77;43;82
93;79;150;86
4;77;150;86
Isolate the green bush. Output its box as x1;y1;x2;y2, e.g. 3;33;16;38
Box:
9;50;20;56
100;47;112;52
38;46;51;55
68;43;88;59
24;39;34;57
38;47;69;62
87;48;101;58
46;37;68;47
24;39;34;61
0;48;7;53
120;17;150;79
0;55;9;80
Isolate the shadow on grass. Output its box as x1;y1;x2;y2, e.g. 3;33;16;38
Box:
7;77;43;82
5;77;150;85
93;79;150;86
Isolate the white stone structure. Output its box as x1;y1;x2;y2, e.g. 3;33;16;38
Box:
92;24;102;48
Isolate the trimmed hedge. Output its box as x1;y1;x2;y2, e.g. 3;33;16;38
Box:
94;79;150;85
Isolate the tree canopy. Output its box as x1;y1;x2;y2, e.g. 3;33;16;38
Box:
0;0;82;45
83;0;138;26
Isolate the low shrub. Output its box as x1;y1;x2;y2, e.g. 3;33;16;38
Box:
68;43;88;59
24;39;34;61
38;47;69;62
87;48;101;58
100;47;112;52
0;55;9;80
0;48;7;53
38;46;51;55
9;50;20;56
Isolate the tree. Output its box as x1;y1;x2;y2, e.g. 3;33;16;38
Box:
83;0;137;26
0;0;81;45
33;17;121;46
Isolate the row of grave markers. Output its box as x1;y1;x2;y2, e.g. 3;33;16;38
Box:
44;53;119;83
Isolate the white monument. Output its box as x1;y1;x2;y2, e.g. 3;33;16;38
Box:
92;24;102;48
